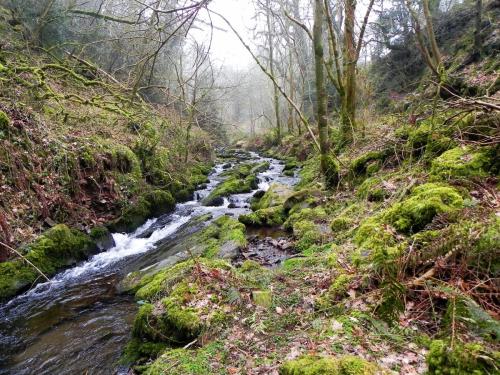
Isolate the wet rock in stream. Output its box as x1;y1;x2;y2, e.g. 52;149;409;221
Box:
233;235;296;268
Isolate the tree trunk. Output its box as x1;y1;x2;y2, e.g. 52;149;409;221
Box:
422;0;441;69
287;51;295;134
266;0;281;144
313;0;331;183
474;0;483;56
341;0;357;145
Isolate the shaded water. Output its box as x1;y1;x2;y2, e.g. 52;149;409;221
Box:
0;152;297;375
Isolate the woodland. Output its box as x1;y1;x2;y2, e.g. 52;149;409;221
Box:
0;0;498;374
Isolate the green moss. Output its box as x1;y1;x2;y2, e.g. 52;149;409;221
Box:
109;189;176;233
350;150;389;176
110;196;151;233
384;183;464;233
252;290;273;308
284;206;328;252
281;256;323;272
239;206;286;227
239;260;263;272
252;183;292;211
133;282;203;343
283;159;299;172
283;189;321;213
405;118;457;158
354;183;464;267
161;293;202;340
330;217;353;233
328;274;353;300
323;154;340;188
296;155;321;189
121;338;167;365
426;340;500;375
203;215;247;258
143;190;175;217
0;110;10;135
430;146;494;180
279;355;378;375
202;162;262;205
89;225;109;240
101;139;142;178
357;177;389;201
0;225;97;300
144;341;227;375
135;258;233;301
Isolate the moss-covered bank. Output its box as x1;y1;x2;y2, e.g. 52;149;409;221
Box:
0;224;97;301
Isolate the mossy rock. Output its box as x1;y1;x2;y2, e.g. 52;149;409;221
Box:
109;197;151;233
406;118;456;158
279;354;379;375
202;162;262;206
357;177;390;202
134;257;233;301
384;183;464;233
283;189;322;213
239;206;286;227
89;225;115;250
350;150;390;177
143;190;175;217
100;140;142;178
0;224;97;301
132;282;203;344
202;215;247;259
110;190;176;233
283;159;299;171
252;183;292;211
426;340;500;375
354;183;465;266
430;146;495;180
330;216;353;233
121;338;167;365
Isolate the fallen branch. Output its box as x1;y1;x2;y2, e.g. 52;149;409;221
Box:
0;240;50;282
407;250;455;287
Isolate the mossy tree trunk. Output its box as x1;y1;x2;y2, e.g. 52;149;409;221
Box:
313;0;331;185
266;0;282;144
341;0;357;145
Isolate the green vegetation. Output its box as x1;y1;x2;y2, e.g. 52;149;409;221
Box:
1;0;499;373
202;162;268;206
280;355;379;375
0;225;96;300
426;340;499;375
430;146;495;180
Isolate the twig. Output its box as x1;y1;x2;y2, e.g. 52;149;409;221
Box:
0;240;50;282
183;338;198;349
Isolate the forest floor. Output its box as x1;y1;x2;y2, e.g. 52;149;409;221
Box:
122;110;499;374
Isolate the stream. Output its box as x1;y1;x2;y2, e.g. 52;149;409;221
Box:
0;152;297;375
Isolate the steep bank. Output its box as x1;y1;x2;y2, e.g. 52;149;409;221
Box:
0;6;215;299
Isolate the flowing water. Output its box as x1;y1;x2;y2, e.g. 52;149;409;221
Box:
0;152;297;375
